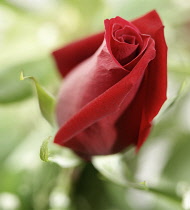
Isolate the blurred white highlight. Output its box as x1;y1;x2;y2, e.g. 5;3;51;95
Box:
0;193;20;210
183;190;190;210
50;192;70;209
38;23;59;48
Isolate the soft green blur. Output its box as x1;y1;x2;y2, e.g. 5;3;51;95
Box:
0;0;190;210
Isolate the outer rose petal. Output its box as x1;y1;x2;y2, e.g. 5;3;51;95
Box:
113;11;167;152
133;10;167;148
52;32;104;77
138;27;167;149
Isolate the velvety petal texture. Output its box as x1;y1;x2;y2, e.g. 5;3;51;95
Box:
52;10;167;159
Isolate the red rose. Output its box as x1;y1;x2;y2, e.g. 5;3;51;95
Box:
52;10;167;159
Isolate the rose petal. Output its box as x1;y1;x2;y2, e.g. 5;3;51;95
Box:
132;10;164;37
124;34;150;70
114;11;167;151
114;26;143;45
111;41;139;65
54;38;156;157
111;25;143;65
130;10;167;148
137;26;167;149
104;17;140;67
56;40;128;128
52;32;104;77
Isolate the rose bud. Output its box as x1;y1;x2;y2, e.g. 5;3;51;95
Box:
52;10;167;159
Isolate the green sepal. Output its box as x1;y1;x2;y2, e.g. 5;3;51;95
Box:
40;137;50;162
39;136;82;168
20;72;56;126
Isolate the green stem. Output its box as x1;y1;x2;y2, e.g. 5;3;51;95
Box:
147;187;182;205
130;183;182;207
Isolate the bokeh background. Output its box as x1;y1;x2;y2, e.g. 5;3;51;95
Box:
0;0;190;209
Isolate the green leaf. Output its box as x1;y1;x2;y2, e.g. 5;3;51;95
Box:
92;154;129;186
92;152;183;209
20;72;56;126
92;153;146;190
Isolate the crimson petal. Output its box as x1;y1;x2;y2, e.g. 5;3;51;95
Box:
52;32;104;77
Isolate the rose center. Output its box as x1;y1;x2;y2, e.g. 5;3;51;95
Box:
111;24;143;66
117;34;136;44
113;24;142;46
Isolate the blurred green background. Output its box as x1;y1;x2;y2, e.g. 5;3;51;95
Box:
0;0;190;209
